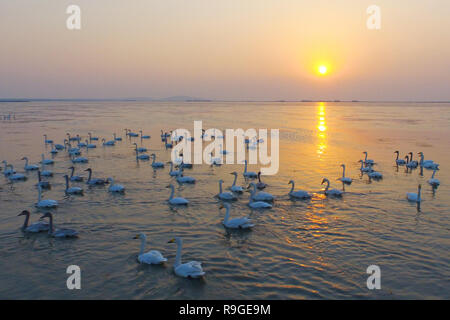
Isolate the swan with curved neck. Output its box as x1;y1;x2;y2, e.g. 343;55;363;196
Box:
167;184;189;205
338;164;352;184
107;178;125;192
37;170;51;189
69;166;83;181
168;162;181;176
218;179;237;200
18;210;49;233
229;172;244;193
248;182;274;202
418;152;439;169
151;154;164;168
288;180;312;199
428;169;440;187
84;168;108;185
168;237;205;278
133;233;167;264
40;212;78;238
176;169;195;184
64;175;83;194
220;203;254;229
321;178;343;196
362;151;374;165
359;160;373;173
22;157;39;171
256;172;267;189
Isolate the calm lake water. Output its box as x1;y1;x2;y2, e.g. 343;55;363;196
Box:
0;101;449;299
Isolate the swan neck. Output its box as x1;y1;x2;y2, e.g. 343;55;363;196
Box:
232;174;237;186
22;214;30;229
139;237;146;256
342;166;346;178
224;206;230;224
175;239;182;267
169;185;174;200
219;181;223;193
289;182;294;194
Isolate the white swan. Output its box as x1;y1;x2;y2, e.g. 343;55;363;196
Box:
133;143;147;153
88;132;99;141
256;172;268;189
22;157;39;171
220;203;254;229
40;212;78;238
217;180;237;201
8;172;27;181
407;152;418;168
102;138;115;146
168;162;182;176
167;184;189;205
248;198;272;209
135;149;150;160
209;152;222;166
428;169;440;187
71;154;88;163
248;182;274;202
85;140;96;149
176;169;196;184
168;237;205;278
229;172;244;193
64;175;83;194
84;168;108;185
362;151;375;165
321;178;343;196
133;233;167;264
36;185;58;208
151;154;165;168
18;210;49;233
37;170;51;189
359;160;374;173
407;184;422;203
2;161;16;176
43;134;53;144
368;171;383;179
338;164;352;184
418;152;439;169
40;162;53;177
50;142;58;154
107;178;125;192
243;160;257;178
69;166;83;182
394;151;406;165
113;133;122;141
139;130;151;139
288;180;312;199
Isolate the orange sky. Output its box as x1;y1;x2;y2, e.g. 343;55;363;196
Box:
0;0;449;100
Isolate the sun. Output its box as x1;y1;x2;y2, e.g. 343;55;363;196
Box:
318;65;328;75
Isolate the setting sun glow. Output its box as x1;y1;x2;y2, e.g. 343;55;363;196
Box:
318;65;328;75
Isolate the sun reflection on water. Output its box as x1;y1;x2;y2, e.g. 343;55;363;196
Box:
317;102;327;157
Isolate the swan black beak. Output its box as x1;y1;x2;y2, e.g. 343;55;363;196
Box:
168;239;175;243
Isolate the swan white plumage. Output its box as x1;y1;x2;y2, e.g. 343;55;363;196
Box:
64;175;83;195
133;143;147;153
243;160;257;178
139;130;151;139
3;161;16;176
84;168;108;185
229;172;244;193
135;149;150;160
176;169;196;184
248;198;272;209
248;182;274;202
102;138;115;146
18;210;49;233
22;157;39;171
133;233;167;264
107;178;125;192
220;203;254;229
256;172;268;189
85;140;96;149
88;132;99;141
321;178;343;196
113;133;122;141
394;151;406;165
368;171;383;179
69;166;83;182
71;155;88;163
428;169;440;187
43;134;53;144
36;185;58;208
359;160;374;173
217;179;237;201
338;164;352;184
288;180;312;199
168;237;205;278
407;184;422;202
167;184;189;205
36;170;51;189
40;212;78;238
418;152;439;169
168;162;182;176
151;154;164;168
362;151;375;165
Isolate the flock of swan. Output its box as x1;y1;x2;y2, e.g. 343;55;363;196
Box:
1;129;442;279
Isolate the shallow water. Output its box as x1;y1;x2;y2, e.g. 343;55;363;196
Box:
0;101;449;299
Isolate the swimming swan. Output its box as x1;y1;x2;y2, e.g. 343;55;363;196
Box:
18;210;49;233
229;172;244;193
40;212;78;238
168;237;205;278
220;203;254;229
167;184;189;205
288;180;312;199
338;164;352;184
22;157;39;171
243;160;257;178
69;166;83;182
36;185;58;208
107;178;125;192
407;184;422;203
84;168;108;185
428;169;440;187
248;182;274;202
217;180;237;200
133;233;167;264
321;178;343;196
394;151;406;165
64;175;83;195
151;154;165;168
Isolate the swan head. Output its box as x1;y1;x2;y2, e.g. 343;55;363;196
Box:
18;210;30;217
84;168;92;172
40;212;53;220
288;180;294;185
341;164;345;168
168;237;181;245
230;171;238;176
321;178;329;185
362;151;367;155
133;232;146;240
21;157;27;160
219;203;230;210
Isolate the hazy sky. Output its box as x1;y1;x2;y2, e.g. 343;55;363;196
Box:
0;0;449;100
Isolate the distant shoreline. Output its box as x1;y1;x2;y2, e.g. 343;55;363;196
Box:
1;98;449;103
